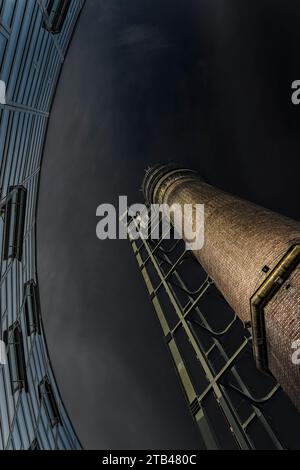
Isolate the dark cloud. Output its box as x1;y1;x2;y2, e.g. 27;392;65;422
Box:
37;0;300;450
118;25;169;51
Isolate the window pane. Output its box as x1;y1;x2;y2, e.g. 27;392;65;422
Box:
1;0;16;29
0;32;6;69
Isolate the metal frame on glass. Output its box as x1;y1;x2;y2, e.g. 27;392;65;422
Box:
0;0;84;451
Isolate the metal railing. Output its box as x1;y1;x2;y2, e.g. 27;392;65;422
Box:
127;205;300;450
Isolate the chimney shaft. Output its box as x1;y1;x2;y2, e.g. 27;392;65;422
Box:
143;164;300;411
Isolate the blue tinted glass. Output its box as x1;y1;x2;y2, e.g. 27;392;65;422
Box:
1;0;16;28
0;0;83;450
0;33;6;68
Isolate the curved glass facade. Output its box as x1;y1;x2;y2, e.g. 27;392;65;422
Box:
0;0;84;450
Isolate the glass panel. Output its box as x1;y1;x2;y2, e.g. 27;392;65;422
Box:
1;0;16;29
0;32;6;69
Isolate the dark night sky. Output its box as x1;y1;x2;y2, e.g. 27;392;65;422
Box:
37;0;300;449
